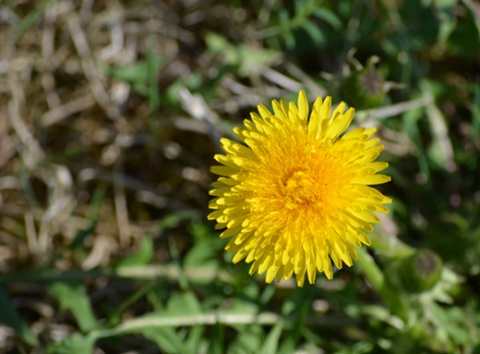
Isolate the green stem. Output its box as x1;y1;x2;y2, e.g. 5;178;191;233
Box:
356;248;409;323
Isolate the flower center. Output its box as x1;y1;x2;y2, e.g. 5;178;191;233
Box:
282;169;320;209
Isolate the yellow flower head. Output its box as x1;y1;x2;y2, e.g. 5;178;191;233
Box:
208;90;391;286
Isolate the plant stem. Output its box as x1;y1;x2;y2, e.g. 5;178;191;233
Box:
356;248;409;323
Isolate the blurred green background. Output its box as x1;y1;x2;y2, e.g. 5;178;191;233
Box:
0;0;479;353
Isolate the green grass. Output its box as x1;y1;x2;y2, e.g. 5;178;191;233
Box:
1;0;479;353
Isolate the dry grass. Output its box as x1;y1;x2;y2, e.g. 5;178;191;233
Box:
2;1;479;352
0;1;229;347
1;1;321;348
2;0;206;268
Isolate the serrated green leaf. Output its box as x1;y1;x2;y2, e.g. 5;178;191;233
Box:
184;231;221;269
205;32;230;52
185;325;205;353
48;280;97;332
166;292;202;317
117;237;154;266
229;324;263;354
107;56;166;95
108;58;165;83
206;32;279;77
142;327;193;354
430;302;472;346
46;333;95;354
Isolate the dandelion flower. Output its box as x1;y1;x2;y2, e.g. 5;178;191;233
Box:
208;90;391;286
